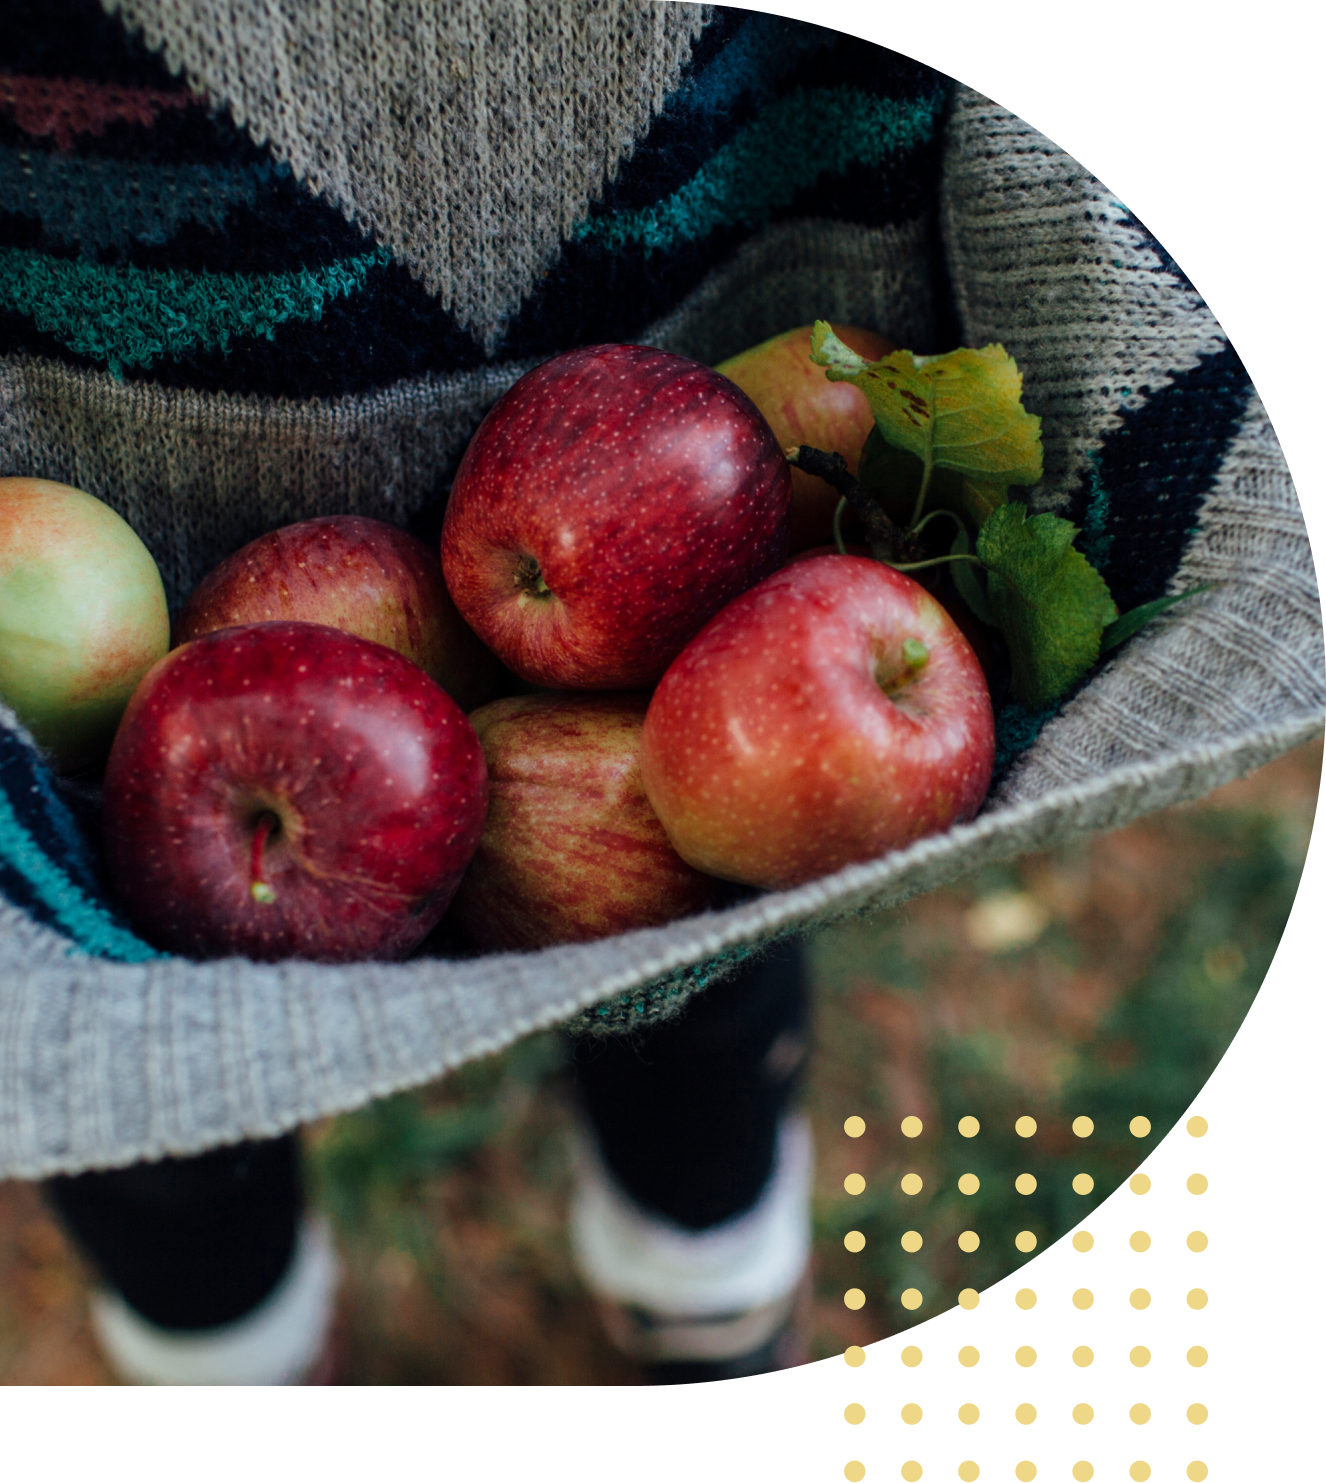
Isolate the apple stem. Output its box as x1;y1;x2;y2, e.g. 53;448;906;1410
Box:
787;445;898;561
250;812;278;905
889;553;986;574
832;497;849;555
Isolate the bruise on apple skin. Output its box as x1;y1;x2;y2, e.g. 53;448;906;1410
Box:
639;555;995;892
447;691;719;951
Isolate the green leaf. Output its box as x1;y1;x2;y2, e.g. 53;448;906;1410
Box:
857;428;1010;531
810;323;1044;486
1100;586;1212;653
977;503;1118;708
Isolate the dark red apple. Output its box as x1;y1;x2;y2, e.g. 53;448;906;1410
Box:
440;344;791;689
639;555;994;891
447;691;718;951
175;515;500;711
715;324;893;553
102;621;488;962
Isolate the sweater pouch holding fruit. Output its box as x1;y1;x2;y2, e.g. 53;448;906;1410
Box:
0;1;1320;1178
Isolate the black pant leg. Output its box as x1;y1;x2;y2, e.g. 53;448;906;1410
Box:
569;939;811;1231
45;1134;303;1331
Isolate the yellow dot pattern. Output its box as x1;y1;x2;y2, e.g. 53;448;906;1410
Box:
958;1116;980;1137
844;1403;865;1425
1129;1230;1151;1251
844;1116;866;1138
1072;1403;1093;1424
1072;1466;1094;1482
1072;1346;1093;1367
844;1230;866;1253
1072;1289;1093;1310
1187;1230;1208;1251
1015;1115;1037;1137
900;1345;921;1368
1072;1116;1094;1137
958;1464;979;1483
1130;1346;1151;1368
900;1172;923;1196
1187;1466;1208;1482
1015;1403;1036;1425
900;1288;923;1311
1015;1230;1037;1253
958;1345;979;1367
958;1288;980;1310
1015;1172;1037;1194
1015;1288;1036;1310
1188;1288;1208;1310
844;1345;865;1368
901;1465;922;1483
901;1115;923;1138
958;1403;979;1425
843;1288;866;1311
1130;1173;1151;1195
844;1463;865;1483
958;1172;980;1195
1130;1403;1151;1425
1015;1465;1036;1483
1188;1346;1208;1367
900;1229;923;1253
844;1172;866;1196
1187;1115;1208;1137
1015;1345;1036;1367
1188;1173;1209;1194
958;1230;980;1252
1130;1464;1151;1482
1130;1116;1152;1137
1072;1173;1095;1195
1130;1288;1151;1310
1187;1404;1208;1425
900;1403;922;1425
1072;1231;1094;1251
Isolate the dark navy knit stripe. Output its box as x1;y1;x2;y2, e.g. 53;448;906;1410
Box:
1;0;187;89
0;739;100;896
1065;343;1253;614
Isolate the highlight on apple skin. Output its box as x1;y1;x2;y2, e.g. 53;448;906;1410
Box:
440;343;791;690
0;477;170;773
448;690;720;952
102;621;489;963
639;554;996;892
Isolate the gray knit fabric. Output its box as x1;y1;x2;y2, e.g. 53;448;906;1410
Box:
0;57;1320;1176
107;0;711;349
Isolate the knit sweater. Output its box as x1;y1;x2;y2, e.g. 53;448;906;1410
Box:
0;1;1320;1177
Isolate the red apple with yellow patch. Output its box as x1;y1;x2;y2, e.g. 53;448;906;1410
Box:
715;323;893;553
448;691;718;950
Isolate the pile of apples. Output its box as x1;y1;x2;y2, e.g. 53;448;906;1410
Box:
0;328;994;965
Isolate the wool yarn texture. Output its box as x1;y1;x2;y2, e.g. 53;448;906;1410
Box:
0;2;1320;1177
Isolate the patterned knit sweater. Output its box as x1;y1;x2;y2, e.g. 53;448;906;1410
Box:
0;0;1318;1176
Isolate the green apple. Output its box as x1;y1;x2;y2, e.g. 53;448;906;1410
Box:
0;478;170;772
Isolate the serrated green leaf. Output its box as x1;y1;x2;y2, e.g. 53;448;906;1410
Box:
857;427;1010;531
1100;586;1212;653
977;503;1118;708
811;323;1044;486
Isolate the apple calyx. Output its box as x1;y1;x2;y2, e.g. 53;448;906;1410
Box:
513;554;553;600
249;811;279;905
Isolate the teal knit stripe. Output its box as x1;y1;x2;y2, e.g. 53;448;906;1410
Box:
0;245;392;375
575;86;945;255
0;788;160;961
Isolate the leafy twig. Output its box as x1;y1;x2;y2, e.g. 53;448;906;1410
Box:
786;445;899;562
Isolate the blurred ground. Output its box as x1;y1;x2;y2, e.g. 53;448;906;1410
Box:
0;739;1318;1385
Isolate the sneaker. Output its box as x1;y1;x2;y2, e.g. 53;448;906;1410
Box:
570;1115;814;1383
90;1215;340;1385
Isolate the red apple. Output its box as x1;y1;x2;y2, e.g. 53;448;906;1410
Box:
102;621;488;962
448;691;718;951
715;324;893;553
441;343;791;689
639;555;994;891
175;515;500;711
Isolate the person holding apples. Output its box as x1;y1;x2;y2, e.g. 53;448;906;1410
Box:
0;3;976;1385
